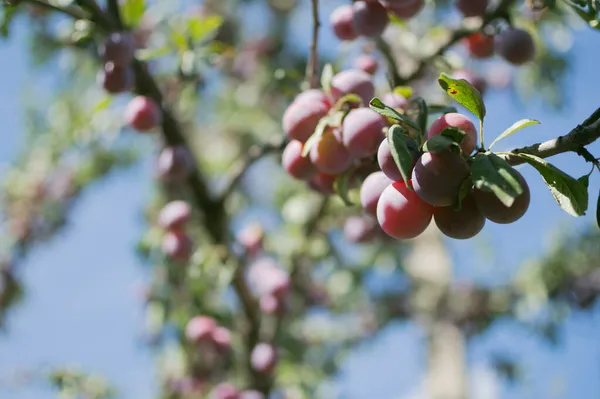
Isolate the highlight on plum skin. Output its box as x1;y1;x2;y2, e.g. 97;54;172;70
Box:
330;69;375;106
352;1;389;38
355;53;378;75
309;127;353;174
342;107;387;159
377;139;404;182
125;96;163;132
330;4;358;41
282;139;317;180
411;151;470;207
428;113;478;155
434;193;486;240
360;171;393;217
343;214;380;243
474;168;531;224
158;200;192;231
282;91;330;143
376;181;434;240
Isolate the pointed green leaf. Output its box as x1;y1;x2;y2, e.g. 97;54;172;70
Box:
334;172;353;206
388;125;420;188
333;94;362;110
188;15;223;42
428;105;459;115
301;117;329;157
438;73;486;121
455;176;474;211
369;98;421;132
121;0;146;27
489;119;541;149
440;127;466;145
422;135;459;154
471;153;524;207
511;153;588;216
578;174;590;188
414;97;428;138
320;64;334;96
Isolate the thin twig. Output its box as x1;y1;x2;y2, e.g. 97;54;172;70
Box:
305;0;321;89
501;108;600;165
106;0;123;30
376;37;401;89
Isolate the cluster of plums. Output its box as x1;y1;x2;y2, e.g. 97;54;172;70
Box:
281;68;531;240
330;0;425;41
362;111;531;241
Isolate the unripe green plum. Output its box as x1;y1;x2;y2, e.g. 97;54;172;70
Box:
455;0;487;17
330;69;375;106
382;0;425;19
376;181;433;239
282;140;317;180
464;32;494;59
352;1;389;38
428;113;478;155
474;168;530;223
125;96;162;132
342;107;386;158
282;92;330;142
411;151;470;207
330;5;358;41
360;171;393;216
310;128;353;174
495;28;536;65
434;193;486;239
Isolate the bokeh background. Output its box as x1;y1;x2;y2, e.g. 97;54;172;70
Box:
0;1;600;398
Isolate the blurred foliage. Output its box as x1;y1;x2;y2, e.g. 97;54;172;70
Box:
0;0;597;398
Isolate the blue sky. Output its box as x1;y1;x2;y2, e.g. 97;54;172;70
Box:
0;5;600;399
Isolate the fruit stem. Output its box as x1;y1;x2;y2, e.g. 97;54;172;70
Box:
479;119;485;150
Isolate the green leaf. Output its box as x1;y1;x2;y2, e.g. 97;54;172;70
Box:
511;153;588;217
321;64;334;96
369;98;421;132
334;172;353;206
438;73;486;122
414;97;428;139
428;105;459;115
188;15;223;42
120;0;146;27
489;119;541;149
422;135;459;154
333;94;362;110
301;117;329;157
578;174;590;188
0;5;18;38
471;153;524;207
388;125;420;188
455;176;474;211
135;46;171;61
440;127;466;145
93;96;113;113
393;86;413;99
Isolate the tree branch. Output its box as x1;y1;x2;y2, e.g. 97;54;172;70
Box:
305;0;320;88
501;107;600;166
24;0;89;20
376;37;402;89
